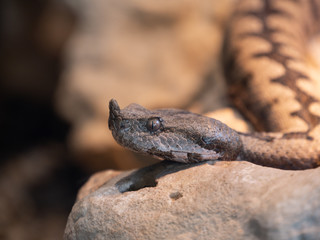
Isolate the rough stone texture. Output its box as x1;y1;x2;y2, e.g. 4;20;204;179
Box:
65;161;320;240
55;0;234;170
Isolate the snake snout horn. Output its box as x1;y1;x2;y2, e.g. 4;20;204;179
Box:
108;99;121;130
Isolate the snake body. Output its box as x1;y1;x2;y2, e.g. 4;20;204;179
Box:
109;0;320;170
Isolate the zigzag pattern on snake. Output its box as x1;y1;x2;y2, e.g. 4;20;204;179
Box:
108;0;320;170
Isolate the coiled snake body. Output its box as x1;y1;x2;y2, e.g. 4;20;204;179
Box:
109;0;320;170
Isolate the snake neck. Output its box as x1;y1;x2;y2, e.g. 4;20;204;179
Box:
238;132;320;170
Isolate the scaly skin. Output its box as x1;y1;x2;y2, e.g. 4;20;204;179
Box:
108;99;320;170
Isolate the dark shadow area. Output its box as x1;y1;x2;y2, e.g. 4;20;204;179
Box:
0;97;69;161
247;218;268;240
116;160;217;193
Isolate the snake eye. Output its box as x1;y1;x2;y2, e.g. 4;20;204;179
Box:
146;117;162;132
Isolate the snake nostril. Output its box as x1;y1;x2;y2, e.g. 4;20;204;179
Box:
120;120;130;130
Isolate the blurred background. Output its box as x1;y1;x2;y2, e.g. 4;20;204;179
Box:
0;0;234;239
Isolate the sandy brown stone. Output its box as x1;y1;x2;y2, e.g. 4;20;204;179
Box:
64;161;320;240
77;170;122;201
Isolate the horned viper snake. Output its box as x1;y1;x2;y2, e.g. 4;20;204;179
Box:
108;0;320;170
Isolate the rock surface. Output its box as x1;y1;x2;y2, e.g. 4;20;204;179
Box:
64;161;320;240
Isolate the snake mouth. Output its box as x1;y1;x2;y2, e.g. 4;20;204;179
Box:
171;150;222;162
148;149;223;163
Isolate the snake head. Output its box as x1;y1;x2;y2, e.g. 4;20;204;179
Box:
108;99;242;163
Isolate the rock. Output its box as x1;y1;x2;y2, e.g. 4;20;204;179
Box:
55;0;235;170
76;170;122;201
64;161;320;240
